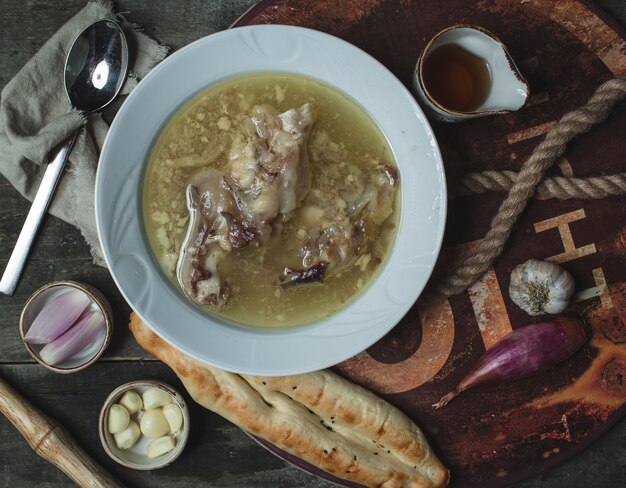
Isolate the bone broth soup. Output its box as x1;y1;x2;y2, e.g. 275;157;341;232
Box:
143;72;400;328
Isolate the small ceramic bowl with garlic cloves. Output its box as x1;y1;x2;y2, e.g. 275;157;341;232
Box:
99;380;190;470
19;280;113;373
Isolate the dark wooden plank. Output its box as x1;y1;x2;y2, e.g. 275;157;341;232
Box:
0;363;331;487
1;362;625;487
0;180;140;362
597;0;626;23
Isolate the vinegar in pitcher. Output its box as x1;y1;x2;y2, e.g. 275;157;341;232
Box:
422;43;491;112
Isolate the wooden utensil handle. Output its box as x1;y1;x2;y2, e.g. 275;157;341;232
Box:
0;376;124;488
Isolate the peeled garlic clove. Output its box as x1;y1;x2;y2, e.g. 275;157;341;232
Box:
114;420;140;450
509;259;575;316
119;390;143;415
163;403;183;433
140;408;170;438
107;404;130;434
142;388;171;410
146;435;176;458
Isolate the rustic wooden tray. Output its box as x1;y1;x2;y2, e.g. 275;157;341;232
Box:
235;1;626;487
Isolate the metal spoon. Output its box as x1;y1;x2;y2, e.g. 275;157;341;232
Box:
0;19;128;295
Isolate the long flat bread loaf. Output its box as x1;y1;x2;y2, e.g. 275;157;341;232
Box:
130;314;448;488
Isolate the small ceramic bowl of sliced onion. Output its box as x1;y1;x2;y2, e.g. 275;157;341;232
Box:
19;280;113;373
99;380;190;470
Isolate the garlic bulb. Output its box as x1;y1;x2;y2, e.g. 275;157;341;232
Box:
509;259;575;315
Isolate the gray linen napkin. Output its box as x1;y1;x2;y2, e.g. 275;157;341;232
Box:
0;0;168;265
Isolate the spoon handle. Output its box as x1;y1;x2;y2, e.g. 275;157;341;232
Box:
0;130;79;296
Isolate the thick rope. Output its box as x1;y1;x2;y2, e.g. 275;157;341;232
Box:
458;170;626;199
436;75;626;296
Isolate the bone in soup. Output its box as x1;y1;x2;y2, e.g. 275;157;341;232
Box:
144;72;400;328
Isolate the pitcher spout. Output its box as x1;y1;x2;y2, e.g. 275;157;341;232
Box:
479;35;529;112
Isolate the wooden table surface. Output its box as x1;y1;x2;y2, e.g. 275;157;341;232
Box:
1;1;625;487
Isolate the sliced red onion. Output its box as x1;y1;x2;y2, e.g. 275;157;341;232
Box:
39;311;105;366
24;288;91;344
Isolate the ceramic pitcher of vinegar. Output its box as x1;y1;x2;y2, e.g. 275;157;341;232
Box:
413;24;529;122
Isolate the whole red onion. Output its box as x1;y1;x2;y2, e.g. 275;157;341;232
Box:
433;317;588;409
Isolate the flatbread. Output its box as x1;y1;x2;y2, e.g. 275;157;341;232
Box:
130;313;449;488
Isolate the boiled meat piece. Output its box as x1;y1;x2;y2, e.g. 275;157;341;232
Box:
177;103;314;307
280;164;398;287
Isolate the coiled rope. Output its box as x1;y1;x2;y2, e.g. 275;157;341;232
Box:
436;75;626;296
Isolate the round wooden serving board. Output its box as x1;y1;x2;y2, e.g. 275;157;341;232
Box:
235;1;626;487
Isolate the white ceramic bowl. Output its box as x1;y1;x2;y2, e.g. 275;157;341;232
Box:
19;281;113;373
99;380;190;470
96;25;446;376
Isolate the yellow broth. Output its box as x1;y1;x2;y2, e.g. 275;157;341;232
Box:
143;72;399;328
